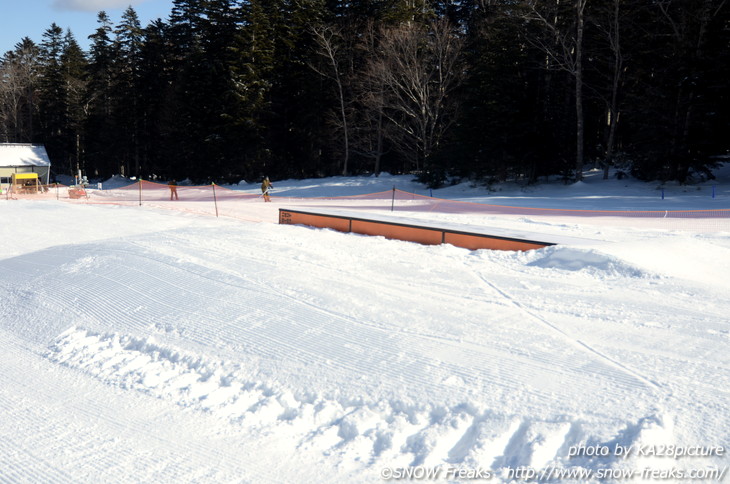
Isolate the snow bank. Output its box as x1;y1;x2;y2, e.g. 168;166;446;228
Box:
527;247;650;279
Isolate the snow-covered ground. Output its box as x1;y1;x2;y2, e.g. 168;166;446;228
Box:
1;168;729;483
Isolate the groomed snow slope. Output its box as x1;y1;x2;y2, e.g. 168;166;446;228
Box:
1;171;729;483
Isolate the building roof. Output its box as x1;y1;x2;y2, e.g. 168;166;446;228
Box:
0;144;52;167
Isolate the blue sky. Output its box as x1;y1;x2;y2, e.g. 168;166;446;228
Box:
1;0;174;55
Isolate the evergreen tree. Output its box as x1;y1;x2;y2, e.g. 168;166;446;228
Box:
198;0;247;182
270;0;330;177
382;0;437;24
622;0;729;181
59;30;88;177
265;0;330;178
455;2;547;182
231;0;276;179
163;0;209;181
85;11;116;178
38;23;67;171
168;0;205;55
138;19;172;179
113;6;144;178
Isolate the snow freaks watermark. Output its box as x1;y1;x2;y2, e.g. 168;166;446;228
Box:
380;467;492;481
379;445;728;481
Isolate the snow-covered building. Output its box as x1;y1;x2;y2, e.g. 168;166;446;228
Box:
0;144;52;189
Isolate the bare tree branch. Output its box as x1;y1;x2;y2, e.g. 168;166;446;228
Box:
311;25;351;175
363;20;464;172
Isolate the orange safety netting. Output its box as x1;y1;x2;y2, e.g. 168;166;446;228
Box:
3;183;79;200
389;189;730;218
385;190;730;232
5;181;730;232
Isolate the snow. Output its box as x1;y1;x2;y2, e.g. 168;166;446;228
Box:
1;167;730;483
0;143;52;167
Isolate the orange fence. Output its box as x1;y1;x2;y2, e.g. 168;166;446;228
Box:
3;182;85;200
4;180;730;232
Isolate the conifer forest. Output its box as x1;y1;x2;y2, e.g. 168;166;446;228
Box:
1;0;728;186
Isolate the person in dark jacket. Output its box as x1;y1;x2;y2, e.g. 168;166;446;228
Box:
261;177;273;202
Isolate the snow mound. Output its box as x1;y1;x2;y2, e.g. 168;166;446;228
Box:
46;327;676;476
527;247;649;278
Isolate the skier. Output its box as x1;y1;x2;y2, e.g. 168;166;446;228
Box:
261;176;273;202
169;179;179;200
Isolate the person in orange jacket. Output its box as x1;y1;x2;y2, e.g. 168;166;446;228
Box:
261;177;273;202
168;179;179;200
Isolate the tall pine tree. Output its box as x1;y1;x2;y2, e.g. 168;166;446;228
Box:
85;12;116;178
113;6;144;178
59;30;88;177
38;24;66;170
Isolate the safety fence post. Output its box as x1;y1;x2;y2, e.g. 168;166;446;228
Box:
56;183;59;200
212;183;219;217
712;185;716;199
138;179;142;206
391;186;396;212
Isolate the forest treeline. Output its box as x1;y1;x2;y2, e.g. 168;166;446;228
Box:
1;0;728;186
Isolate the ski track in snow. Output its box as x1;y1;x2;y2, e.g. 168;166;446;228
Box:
471;268;662;393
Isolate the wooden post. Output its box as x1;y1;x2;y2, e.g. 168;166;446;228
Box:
212;183;219;217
